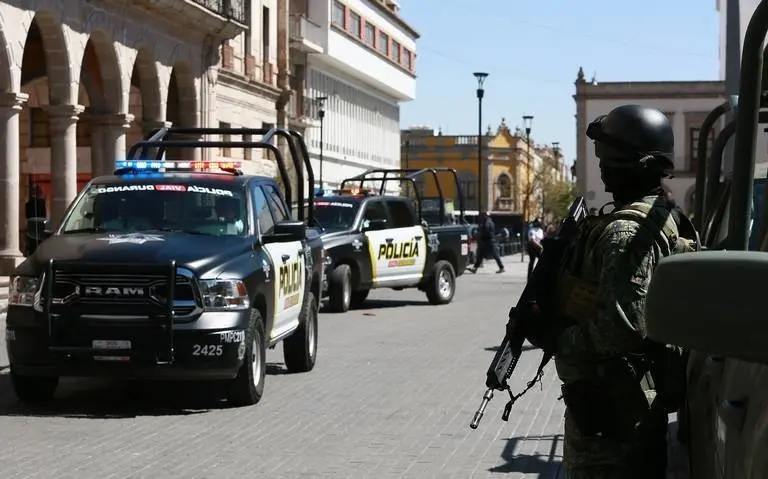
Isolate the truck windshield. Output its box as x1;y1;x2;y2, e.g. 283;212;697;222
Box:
314;200;359;231
60;183;248;236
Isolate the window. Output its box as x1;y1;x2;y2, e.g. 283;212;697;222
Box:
332;1;345;26
349;11;361;37
253;185;274;234
262;6;270;63
219;121;231;158
392;41;401;63
363;201;388;222
689;127;714;173
385;200;415;228
364;23;375;47
403;50;412;69
263;184;289;221
377;31;389;56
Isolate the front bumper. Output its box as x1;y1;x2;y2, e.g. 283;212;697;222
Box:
5;306;251;380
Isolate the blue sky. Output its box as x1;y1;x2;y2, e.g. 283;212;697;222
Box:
399;0;721;166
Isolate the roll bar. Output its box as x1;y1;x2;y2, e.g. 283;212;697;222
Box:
125;127;315;224
338;167;466;224
693;100;732;229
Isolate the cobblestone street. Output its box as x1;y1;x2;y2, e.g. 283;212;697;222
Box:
0;256;565;478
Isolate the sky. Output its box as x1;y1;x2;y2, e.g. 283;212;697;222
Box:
398;0;722;166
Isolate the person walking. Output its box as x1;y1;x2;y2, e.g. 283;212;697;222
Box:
526;218;544;279
468;211;504;274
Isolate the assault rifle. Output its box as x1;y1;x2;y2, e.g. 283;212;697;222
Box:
469;196;588;429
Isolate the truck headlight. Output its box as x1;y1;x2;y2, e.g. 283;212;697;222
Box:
9;276;40;307
199;279;250;311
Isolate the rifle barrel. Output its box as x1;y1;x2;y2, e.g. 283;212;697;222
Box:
469;388;494;429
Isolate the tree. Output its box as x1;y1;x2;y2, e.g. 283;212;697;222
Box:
542;177;577;222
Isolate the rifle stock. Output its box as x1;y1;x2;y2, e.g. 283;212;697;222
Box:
469;196;588;430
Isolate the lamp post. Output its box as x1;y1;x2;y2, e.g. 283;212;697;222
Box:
316;96;328;190
521;115;533;262
404;139;410;169
548;141;560;221
474;72;488;212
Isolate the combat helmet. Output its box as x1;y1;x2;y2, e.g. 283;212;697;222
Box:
586;104;675;176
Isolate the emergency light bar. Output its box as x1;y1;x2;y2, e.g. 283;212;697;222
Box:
333;187;377;196
115;160;242;172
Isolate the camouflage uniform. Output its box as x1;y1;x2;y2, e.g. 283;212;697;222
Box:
554;195;693;479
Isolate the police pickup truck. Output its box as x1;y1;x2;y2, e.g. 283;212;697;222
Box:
5;127;325;407
316;168;470;312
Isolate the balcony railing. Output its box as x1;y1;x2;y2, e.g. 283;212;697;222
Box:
192;0;247;24
289;14;325;52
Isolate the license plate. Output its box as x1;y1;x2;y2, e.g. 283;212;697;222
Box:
92;340;131;350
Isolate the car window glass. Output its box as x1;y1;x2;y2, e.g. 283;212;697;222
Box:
263;185;289;221
386;200;415;228
252;186;275;234
363;201;387;222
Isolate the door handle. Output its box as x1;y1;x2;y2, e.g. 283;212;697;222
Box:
415;236;423;240
281;254;290;262
385;238;394;243
298;250;305;256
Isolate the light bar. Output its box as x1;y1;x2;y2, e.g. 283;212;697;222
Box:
334;188;377;196
115;160;242;172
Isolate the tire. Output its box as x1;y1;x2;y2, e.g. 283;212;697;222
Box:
328;264;352;313
350;289;369;309
283;291;318;373
227;309;266;407
425;260;456;305
10;369;58;403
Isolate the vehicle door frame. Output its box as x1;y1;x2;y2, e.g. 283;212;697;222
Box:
373;197;426;287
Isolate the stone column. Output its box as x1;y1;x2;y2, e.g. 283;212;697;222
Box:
47;104;84;226
98;112;134;172
0;92;27;272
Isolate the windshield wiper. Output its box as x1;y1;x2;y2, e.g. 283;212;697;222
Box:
62;227;109;234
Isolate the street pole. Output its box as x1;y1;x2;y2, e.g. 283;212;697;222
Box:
316;96;328;190
474;72;488;212
404;139;410;169
522;115;533;263
549;141;560;222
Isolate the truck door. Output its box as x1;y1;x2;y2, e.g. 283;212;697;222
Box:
259;184;305;340
367;199;426;287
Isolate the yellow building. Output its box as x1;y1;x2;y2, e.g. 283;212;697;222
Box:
401;118;554;222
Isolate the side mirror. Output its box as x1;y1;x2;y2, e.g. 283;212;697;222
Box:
646;251;768;364
25;218;51;255
261;219;306;244
362;218;387;232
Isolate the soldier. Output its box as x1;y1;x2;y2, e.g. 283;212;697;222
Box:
552;105;698;478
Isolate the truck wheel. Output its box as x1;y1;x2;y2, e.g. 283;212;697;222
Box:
350;289;369;309
283;291;318;373
227;309;266;407
328;264;352;313
10;370;58;403
425;260;456;305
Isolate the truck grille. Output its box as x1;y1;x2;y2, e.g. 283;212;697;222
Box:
43;265;201;319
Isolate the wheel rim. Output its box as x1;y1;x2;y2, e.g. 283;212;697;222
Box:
251;333;262;387
438;269;452;298
308;308;317;358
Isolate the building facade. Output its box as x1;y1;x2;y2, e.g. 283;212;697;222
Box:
573;69;725;213
401;120;561;221
0;0;250;273
287;0;418;193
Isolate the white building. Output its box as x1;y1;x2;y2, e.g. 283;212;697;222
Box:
0;0;247;273
287;0;418;193
573;69;725;212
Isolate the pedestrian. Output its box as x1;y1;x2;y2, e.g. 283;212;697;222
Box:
549;105;698;478
468;211;504;274
526;217;544;279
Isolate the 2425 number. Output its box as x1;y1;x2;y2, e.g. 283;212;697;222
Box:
192;344;223;357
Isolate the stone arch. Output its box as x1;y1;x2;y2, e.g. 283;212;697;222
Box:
24;11;73;105
495;172;513;198
81;30;123;113
130;48;162;123
166;61;197;128
0;8;13;91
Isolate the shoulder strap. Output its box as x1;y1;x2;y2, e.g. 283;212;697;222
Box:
605;201;679;255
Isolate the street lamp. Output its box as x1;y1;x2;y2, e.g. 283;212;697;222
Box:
521;115;533;263
474;72;488;212
547;141;560;219
316;96;328;189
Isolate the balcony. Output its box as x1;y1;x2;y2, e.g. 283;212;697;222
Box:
289;15;325;54
130;0;247;39
287;92;321;129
